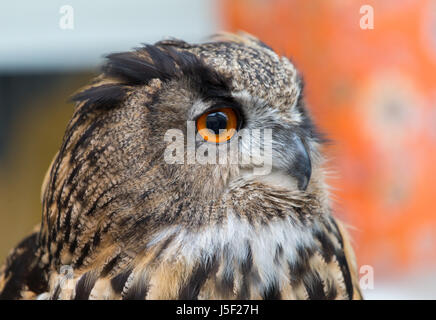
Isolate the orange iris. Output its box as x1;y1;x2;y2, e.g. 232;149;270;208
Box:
196;108;238;143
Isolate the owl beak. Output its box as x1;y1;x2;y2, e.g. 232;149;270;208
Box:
288;135;312;191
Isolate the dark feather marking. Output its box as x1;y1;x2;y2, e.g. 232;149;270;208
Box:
60;163;111;238
325;279;338;300
328;219;354;299
151;234;176;264
274;244;284;264
92;230;101;248
74;271;97;300
45;112;91;219
51;284;61;300
85;147;100;166
63;113;89;149
0;233;47;300
179;255;219;300
144;45;180;78
39;233;47;247
100;255;120;277
74;242;91;268
71;84;127;112
261;281;281;300
293;206;304;219
47;153;66;217
123;280;149;300
50;113;88;192
102;220;113;234
84;183;117;217
119;215;150;243
237;242;253;299
164;46;232;100
26;265;48;295
216;244;234;297
314;229;336;263
111;269;133;294
46;108;91;212
69;119;104;162
63;206;73;243
65;162;84;190
56;179;68;230
172;201;184;219
59;174;80;212
74;187;87;208
61;160;103;217
69;236;78;254
100;211;116;235
53;242;63;261
335;251;354;300
303;271;327;300
328;217;344;247
289;245;313;284
102;44;232;104
103;48;174;85
48;226;57;249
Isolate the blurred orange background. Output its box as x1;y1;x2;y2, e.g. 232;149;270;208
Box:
220;0;436;276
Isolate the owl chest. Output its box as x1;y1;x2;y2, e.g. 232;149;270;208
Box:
143;215;327;299
43;214;350;300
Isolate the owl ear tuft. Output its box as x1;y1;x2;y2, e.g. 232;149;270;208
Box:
102;43;232;100
71;84;128;112
74;42;232;113
102;46;176;85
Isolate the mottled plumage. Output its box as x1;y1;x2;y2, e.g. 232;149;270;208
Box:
0;32;362;300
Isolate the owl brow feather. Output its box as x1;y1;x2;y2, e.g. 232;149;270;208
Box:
72;43;233;114
71;84;128;113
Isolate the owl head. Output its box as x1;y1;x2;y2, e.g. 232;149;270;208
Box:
40;32;327;269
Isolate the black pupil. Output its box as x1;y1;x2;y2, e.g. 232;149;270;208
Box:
206;112;228;135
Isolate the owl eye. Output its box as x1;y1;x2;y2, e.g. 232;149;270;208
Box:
196;108;238;143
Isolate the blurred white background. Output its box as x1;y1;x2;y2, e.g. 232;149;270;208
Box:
0;0;219;72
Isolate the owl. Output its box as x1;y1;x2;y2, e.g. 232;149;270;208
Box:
0;32;362;300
